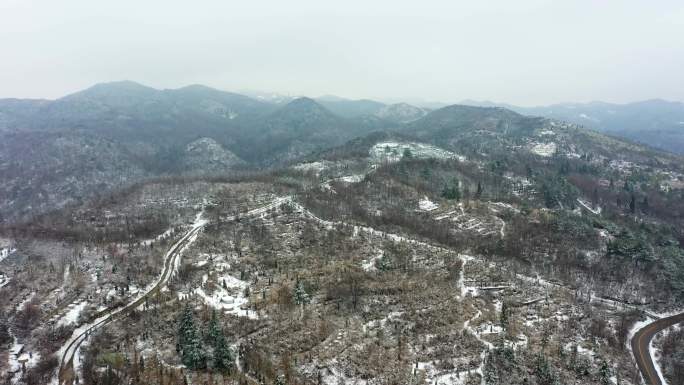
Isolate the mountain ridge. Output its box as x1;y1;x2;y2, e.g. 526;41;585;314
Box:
461;98;684;154
1;81;682;224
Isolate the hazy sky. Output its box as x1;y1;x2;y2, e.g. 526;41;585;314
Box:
1;0;683;105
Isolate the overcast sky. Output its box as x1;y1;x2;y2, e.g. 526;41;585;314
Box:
1;0;683;106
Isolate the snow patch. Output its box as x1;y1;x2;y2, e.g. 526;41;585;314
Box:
293;161;327;173
530;142;557;157
57;301;89;327
0;246;16;264
577;198;602;215
649;337;668;385
336;174;364;183
361;250;383;272
192;273;257;319
370;141;465;163
418;196;439;212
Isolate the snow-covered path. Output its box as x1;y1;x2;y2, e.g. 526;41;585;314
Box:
7;293;40;384
55;214;207;385
55;197;292;384
576;198;601;215
463;310;493;385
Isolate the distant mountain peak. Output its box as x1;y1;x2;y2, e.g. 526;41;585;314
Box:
433;103;521;117
375;102;426;123
275;97;334;116
80;80;156;94
61;80;158;104
176;84;219;92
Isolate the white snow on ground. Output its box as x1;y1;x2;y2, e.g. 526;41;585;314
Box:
530;142;557;157
649;337;668;385
290;196;453;254
53;211;209;385
317;360;369;385
8;341;41;384
625;311;684;385
192;273;258;319
16;292;36;310
577;198;602;215
497;217;506;239
539;130;555;136
336;174;364;183
370;141;465;163
57;301;88;327
224;196;291;222
625;317;662;384
418;196;439;212
0;246;16;264
651;308;684;318
457;255;474;298
416;361;467;385
362;311;404;334
488;202;519;213
141;227;175;247
0;246;11;287
361;250;383;272
293;161;328;173
171;214;206;277
435;209;459;221
8;292;40;384
464;310;494;384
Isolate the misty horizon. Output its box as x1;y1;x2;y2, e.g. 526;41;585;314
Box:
2;0;683;106
2;79;684;109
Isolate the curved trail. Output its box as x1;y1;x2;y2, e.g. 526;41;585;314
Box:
631;312;684;385
57;219;206;384
56;197;289;384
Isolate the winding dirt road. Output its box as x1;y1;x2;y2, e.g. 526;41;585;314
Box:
56;197;289;384
57;220;206;384
631;312;684;385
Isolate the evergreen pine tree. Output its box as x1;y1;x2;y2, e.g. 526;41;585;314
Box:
207;309;221;343
483;351;498;385
182;325;206;369
402;147;413;159
213;333;234;372
178;303;194;349
375;252;392;271
441;178;461;200
421;166;431;180
476;182;483;199
293;280;310;305
598;359;611;385
500;302;509;332
534;353;558;385
177;303;206;370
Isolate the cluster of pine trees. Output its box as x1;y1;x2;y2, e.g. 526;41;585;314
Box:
177;305;234;372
